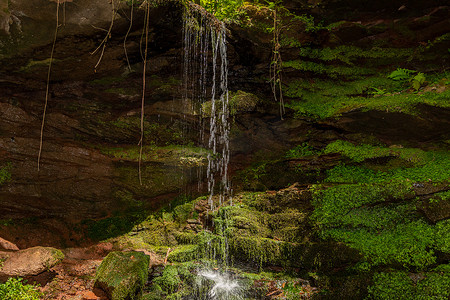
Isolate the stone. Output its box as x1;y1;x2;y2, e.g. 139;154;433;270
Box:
186;219;200;224
81;291;99;300
0;246;64;276
0;237;19;250
94;251;150;300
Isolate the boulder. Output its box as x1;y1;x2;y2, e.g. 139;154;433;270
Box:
94;251;150;300
0;246;64;276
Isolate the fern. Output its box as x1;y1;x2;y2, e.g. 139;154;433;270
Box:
388;68;416;81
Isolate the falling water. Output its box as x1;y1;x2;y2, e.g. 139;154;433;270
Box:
182;5;231;209
182;5;241;299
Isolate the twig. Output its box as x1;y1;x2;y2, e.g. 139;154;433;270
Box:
164;247;171;265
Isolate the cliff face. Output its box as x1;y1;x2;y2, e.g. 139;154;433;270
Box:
0;0;448;248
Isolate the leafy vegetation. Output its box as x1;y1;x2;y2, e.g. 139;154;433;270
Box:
197;0;245;22
309;140;450;270
285;142;318;158
367;270;450;300
0;162;11;185
0;278;43;300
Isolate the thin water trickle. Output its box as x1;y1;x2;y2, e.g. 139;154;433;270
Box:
182;6;231;209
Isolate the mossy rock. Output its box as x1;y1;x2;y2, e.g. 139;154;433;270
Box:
94;251;150;300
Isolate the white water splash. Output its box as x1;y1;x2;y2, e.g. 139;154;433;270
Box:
198;269;244;300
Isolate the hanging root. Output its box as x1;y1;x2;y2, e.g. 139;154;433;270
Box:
91;0;117;72
124;0;134;72
138;1;150;185
269;9;285;119
37;1;60;171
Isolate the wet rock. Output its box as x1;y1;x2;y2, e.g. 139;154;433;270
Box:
0;246;64;276
94;251;150;300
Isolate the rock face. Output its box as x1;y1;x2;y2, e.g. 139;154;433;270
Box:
94;251;150;300
0;0;448;250
0;246;64;276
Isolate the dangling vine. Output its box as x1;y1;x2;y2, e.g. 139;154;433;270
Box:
269;6;285;119
37;0;61;171
138;1;150;185
90;0;118;72
123;0;134;71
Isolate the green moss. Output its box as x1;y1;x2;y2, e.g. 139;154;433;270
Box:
283;60;374;79
168;244;199;262
19;58;61;72
153;265;181;294
95;251;150;300
312;144;450;269
285;88;450;119
100;144;208;166
435;219;450;253
324;140;427;163
429;190;450;203
229;90;260;115
325;220;436;268
367;269;450;300
0;162;11;185
297;46;413;65
325;151;450;184
90;76;125;85
312;181;413;226
285;142;319;159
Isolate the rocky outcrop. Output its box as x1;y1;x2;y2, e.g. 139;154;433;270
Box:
0;246;64;276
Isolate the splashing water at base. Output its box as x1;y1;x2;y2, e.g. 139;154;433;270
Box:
197;269;244;300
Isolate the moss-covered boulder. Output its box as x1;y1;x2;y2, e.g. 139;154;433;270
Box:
94;251;150;300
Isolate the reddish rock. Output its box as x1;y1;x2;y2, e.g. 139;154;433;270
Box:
0;237;19;250
82;291;99;300
0;246;64;276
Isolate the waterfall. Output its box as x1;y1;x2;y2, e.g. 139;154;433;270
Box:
182;5;242;300
182;5;231;209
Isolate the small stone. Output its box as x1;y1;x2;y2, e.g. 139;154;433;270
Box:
187;219;200;224
0;237;19;251
82;291;99;300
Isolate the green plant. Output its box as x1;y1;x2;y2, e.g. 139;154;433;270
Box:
411;72;425;91
388;68;416;81
198;0;245;22
0;277;43;300
0;162;11;185
388;68;426;91
285;143;318;158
